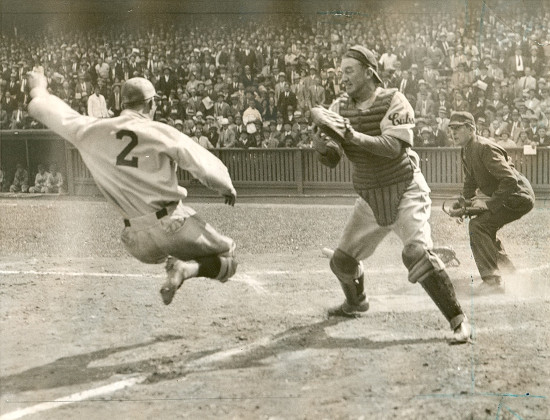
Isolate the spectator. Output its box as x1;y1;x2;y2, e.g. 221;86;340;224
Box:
431;118;449;146
9;163;29;193
10;102;29;129
87;85;110;118
218;118;236;148
109;83;123;117
29;164;49;193
44;163;64;193
415;88;435;118
531;126;550;147
496;131;517;149
278;82;297;118
296;130;312;148
518;67;537;92
0;166;5;191
0;102;8;129
417;126;436;147
234;131;255;148
516;129;532;146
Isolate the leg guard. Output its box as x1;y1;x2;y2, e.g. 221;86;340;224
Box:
402;242;465;330
330;248;367;307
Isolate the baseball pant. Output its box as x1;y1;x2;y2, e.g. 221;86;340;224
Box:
337;172;439;264
468;203;533;281
121;201;235;265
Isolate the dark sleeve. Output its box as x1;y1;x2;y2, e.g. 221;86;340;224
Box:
482;144;520;212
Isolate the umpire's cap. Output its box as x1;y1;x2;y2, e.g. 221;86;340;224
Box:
448;111;476;128
122;77;159;106
343;45;383;84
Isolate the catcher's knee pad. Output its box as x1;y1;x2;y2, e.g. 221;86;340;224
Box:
402;242;445;284
330;248;362;283
330;248;365;306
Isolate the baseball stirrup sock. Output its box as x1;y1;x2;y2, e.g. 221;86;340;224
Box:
197;256;222;278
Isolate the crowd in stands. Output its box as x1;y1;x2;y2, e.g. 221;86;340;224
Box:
2;2;550;152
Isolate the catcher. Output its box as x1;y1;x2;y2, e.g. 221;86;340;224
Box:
27;72;238;305
447;111;535;294
312;45;471;343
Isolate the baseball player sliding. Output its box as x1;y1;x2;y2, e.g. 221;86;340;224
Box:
311;45;471;343
27;72;238;305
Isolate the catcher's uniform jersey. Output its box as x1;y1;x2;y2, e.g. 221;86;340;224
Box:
29;88;235;219
330;87;415;147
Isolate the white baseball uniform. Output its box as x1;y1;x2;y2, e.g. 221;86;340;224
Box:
29;87;236;264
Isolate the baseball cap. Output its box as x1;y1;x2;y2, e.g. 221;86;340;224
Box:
121;77;159;105
448;111;476;128
344;45;383;84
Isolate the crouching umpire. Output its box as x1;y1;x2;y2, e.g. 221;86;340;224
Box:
448;111;535;294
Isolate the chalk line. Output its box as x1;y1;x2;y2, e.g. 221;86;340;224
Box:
0;375;146;420
1;263;548;280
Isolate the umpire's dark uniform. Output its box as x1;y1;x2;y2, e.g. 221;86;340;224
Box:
461;130;535;284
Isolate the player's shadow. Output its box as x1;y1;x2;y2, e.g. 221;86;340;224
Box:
147;317;448;384
1;318;447;394
0;334;186;395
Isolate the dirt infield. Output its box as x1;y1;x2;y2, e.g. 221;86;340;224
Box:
0;197;549;419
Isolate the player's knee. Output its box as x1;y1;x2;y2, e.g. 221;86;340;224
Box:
402;242;425;269
402;242;444;283
330;248;360;283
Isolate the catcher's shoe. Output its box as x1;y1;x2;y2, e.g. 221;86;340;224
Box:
452;317;473;344
474;279;505;296
160;257;186;305
327;297;370;318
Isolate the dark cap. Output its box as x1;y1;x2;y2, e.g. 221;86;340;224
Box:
121;77;159;105
448;111;476;128
344;45;383;84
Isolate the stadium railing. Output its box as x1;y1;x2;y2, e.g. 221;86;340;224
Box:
1;131;549;197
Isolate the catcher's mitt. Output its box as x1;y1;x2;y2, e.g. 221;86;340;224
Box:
432;246;461;267
310;106;349;143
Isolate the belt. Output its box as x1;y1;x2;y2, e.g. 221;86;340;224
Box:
123;202;178;227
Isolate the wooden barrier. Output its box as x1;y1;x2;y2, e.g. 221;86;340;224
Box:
1;131;549;196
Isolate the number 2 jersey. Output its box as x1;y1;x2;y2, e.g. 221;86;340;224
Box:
28;88;236;219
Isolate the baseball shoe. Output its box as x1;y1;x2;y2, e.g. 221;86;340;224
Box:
452;317;473;344
474;279;505;296
327;298;370;318
160;257;186;305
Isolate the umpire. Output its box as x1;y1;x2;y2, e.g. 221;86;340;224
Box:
448;112;535;294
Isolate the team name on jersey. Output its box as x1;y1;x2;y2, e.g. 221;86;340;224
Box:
388;112;414;126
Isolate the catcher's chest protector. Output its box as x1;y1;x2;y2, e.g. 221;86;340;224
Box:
340;91;414;226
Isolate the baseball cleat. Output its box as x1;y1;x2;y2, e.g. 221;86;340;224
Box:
452;318;473;344
160;257;185;305
327;298;370;318
474;280;505;296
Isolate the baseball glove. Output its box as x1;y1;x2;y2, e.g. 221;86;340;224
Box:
432;246;461;267
310;106;348;143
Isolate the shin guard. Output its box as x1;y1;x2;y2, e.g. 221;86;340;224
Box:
403;242;465;330
420;270;465;330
